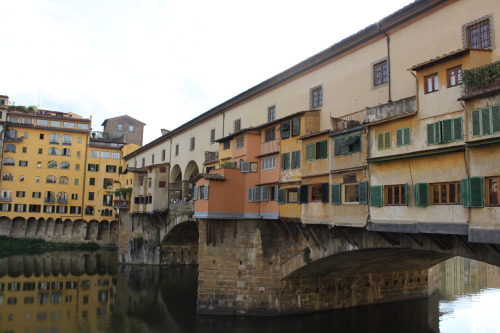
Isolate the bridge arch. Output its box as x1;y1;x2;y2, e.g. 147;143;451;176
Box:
184;160;200;199
170;164;182;201
160;220;198;265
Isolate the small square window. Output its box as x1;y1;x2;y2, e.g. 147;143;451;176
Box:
373;60;388;87
447;66;462;87
236;137;244;149
425;73;439;94
463;17;491;49
268;106;276;122
233;119;241;132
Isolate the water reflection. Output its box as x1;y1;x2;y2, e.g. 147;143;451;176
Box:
0;253;499;333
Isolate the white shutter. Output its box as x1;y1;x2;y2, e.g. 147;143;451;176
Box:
261;187;269;202
274;185;279;201
193;186;199;200
255;187;262;202
248;188;254;202
204;185;209;200
240;161;250;173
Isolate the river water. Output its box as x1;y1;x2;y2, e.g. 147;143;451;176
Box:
1;251;499;333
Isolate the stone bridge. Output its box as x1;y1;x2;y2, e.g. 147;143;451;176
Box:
194;219;500;316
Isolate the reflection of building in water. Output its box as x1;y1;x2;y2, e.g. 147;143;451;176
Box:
440;257;500;300
0;253;116;333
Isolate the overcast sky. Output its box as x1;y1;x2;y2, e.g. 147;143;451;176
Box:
1;0;413;144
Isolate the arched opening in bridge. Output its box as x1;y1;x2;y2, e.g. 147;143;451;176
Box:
184;161;200;199
161;221;199;265
170;164;183;202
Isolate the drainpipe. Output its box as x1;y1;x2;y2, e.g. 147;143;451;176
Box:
377;23;392;103
221;109;225;137
460;100;472;224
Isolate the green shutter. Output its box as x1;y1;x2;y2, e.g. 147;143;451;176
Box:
281;152;290;170
453;117;463;141
492;106;500;133
384;132;391;148
471;110;481;136
414;183;428;206
306;143;315;161
396;129;403;146
441;119;453;142
461;178;470;207
370;185;383;207
378;133;384;149
481;108;491;135
282;120;290;139
292;117;301;136
291;151;301;169
404;128;411;145
299;185;308;203
278;189;285;204
359;181;368;204
331;184;341;205
339;137;346;154
334;138;341;155
469;177;484;208
427;122;441;145
321;183;329;203
404;183;408;206
319;141;327;159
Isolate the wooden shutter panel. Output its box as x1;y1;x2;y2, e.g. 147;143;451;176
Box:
255;187;262;202
461;178;469;207
396;129;403;146
404;128;411;145
299;185;308;203
278;189;285;204
469;177;484;208
204;185;209;200
281;120;290;139
404;183;408;206
240;161;250;173
492;106;500;133
306;144;314;160
427;123;435;145
471;110;481;136
442;119;453;142
292;117;301;136
331;184;341;205
261;187;270;202
378;133;384;149
453;117;463;141
370;185;383;207
359;181;368;204
291;151;300;169
248;188;254;202
481;108;491;135
334;138;341;155
282;153;290;170
414;183;428;206
321;183;329;203
384;132;391;148
319;141;327;159
193;186;199;200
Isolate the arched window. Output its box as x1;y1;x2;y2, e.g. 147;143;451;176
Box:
62;135;72;145
48;147;59;155
4;144;16;152
61;148;71;156
60;161;70;169
47;160;58;169
57;192;68;203
85;206;94;216
101;209;113;217
2;173;13;181
6;129;17;139
59;176;69;184
1;189;12;200
3;158;14;165
49;133;60;144
46;175;56;184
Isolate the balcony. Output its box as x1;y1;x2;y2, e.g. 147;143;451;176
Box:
331;110;365;134
461;61;500;100
4;136;22;142
365;96;417;124
260;140;279;155
204;151;219;164
44;197;55;203
0;196;12;202
57;199;68;204
114;200;130;209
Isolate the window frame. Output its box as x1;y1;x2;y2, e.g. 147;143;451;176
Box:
236;137;244;149
425;73;439;94
310;86;323;109
384;184;408;206
262;156;276;170
373;60;388;87
305;140;327;161
267;105;276;122
334;134;361;155
430;181;460;205
463;17;492;49
447;65;463;87
377;132;391;150
233;118;241;132
485;176;500;207
396;128;412;147
264;127;276;142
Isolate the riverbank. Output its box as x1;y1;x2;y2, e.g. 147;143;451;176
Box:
0;235;99;256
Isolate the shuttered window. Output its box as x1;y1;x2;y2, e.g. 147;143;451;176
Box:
281;152;290;170
471;105;500;137
331;184;341;205
278;189;285;204
291;151;301;169
306;141;328;161
377;132;391;150
299;185;309;203
427;118;463;145
461;177;484;208
370;185;383;207
291;117;301;137
334;133;361;155
396;128;412;146
414;183;429;206
359;181;368;204
281;120;291;139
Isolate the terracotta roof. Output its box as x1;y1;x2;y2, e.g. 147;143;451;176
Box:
410;49;472;71
299;129;330;140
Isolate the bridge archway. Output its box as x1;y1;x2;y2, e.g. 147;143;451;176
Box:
183;161;199;199
160;220;198;265
170;164;182;201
